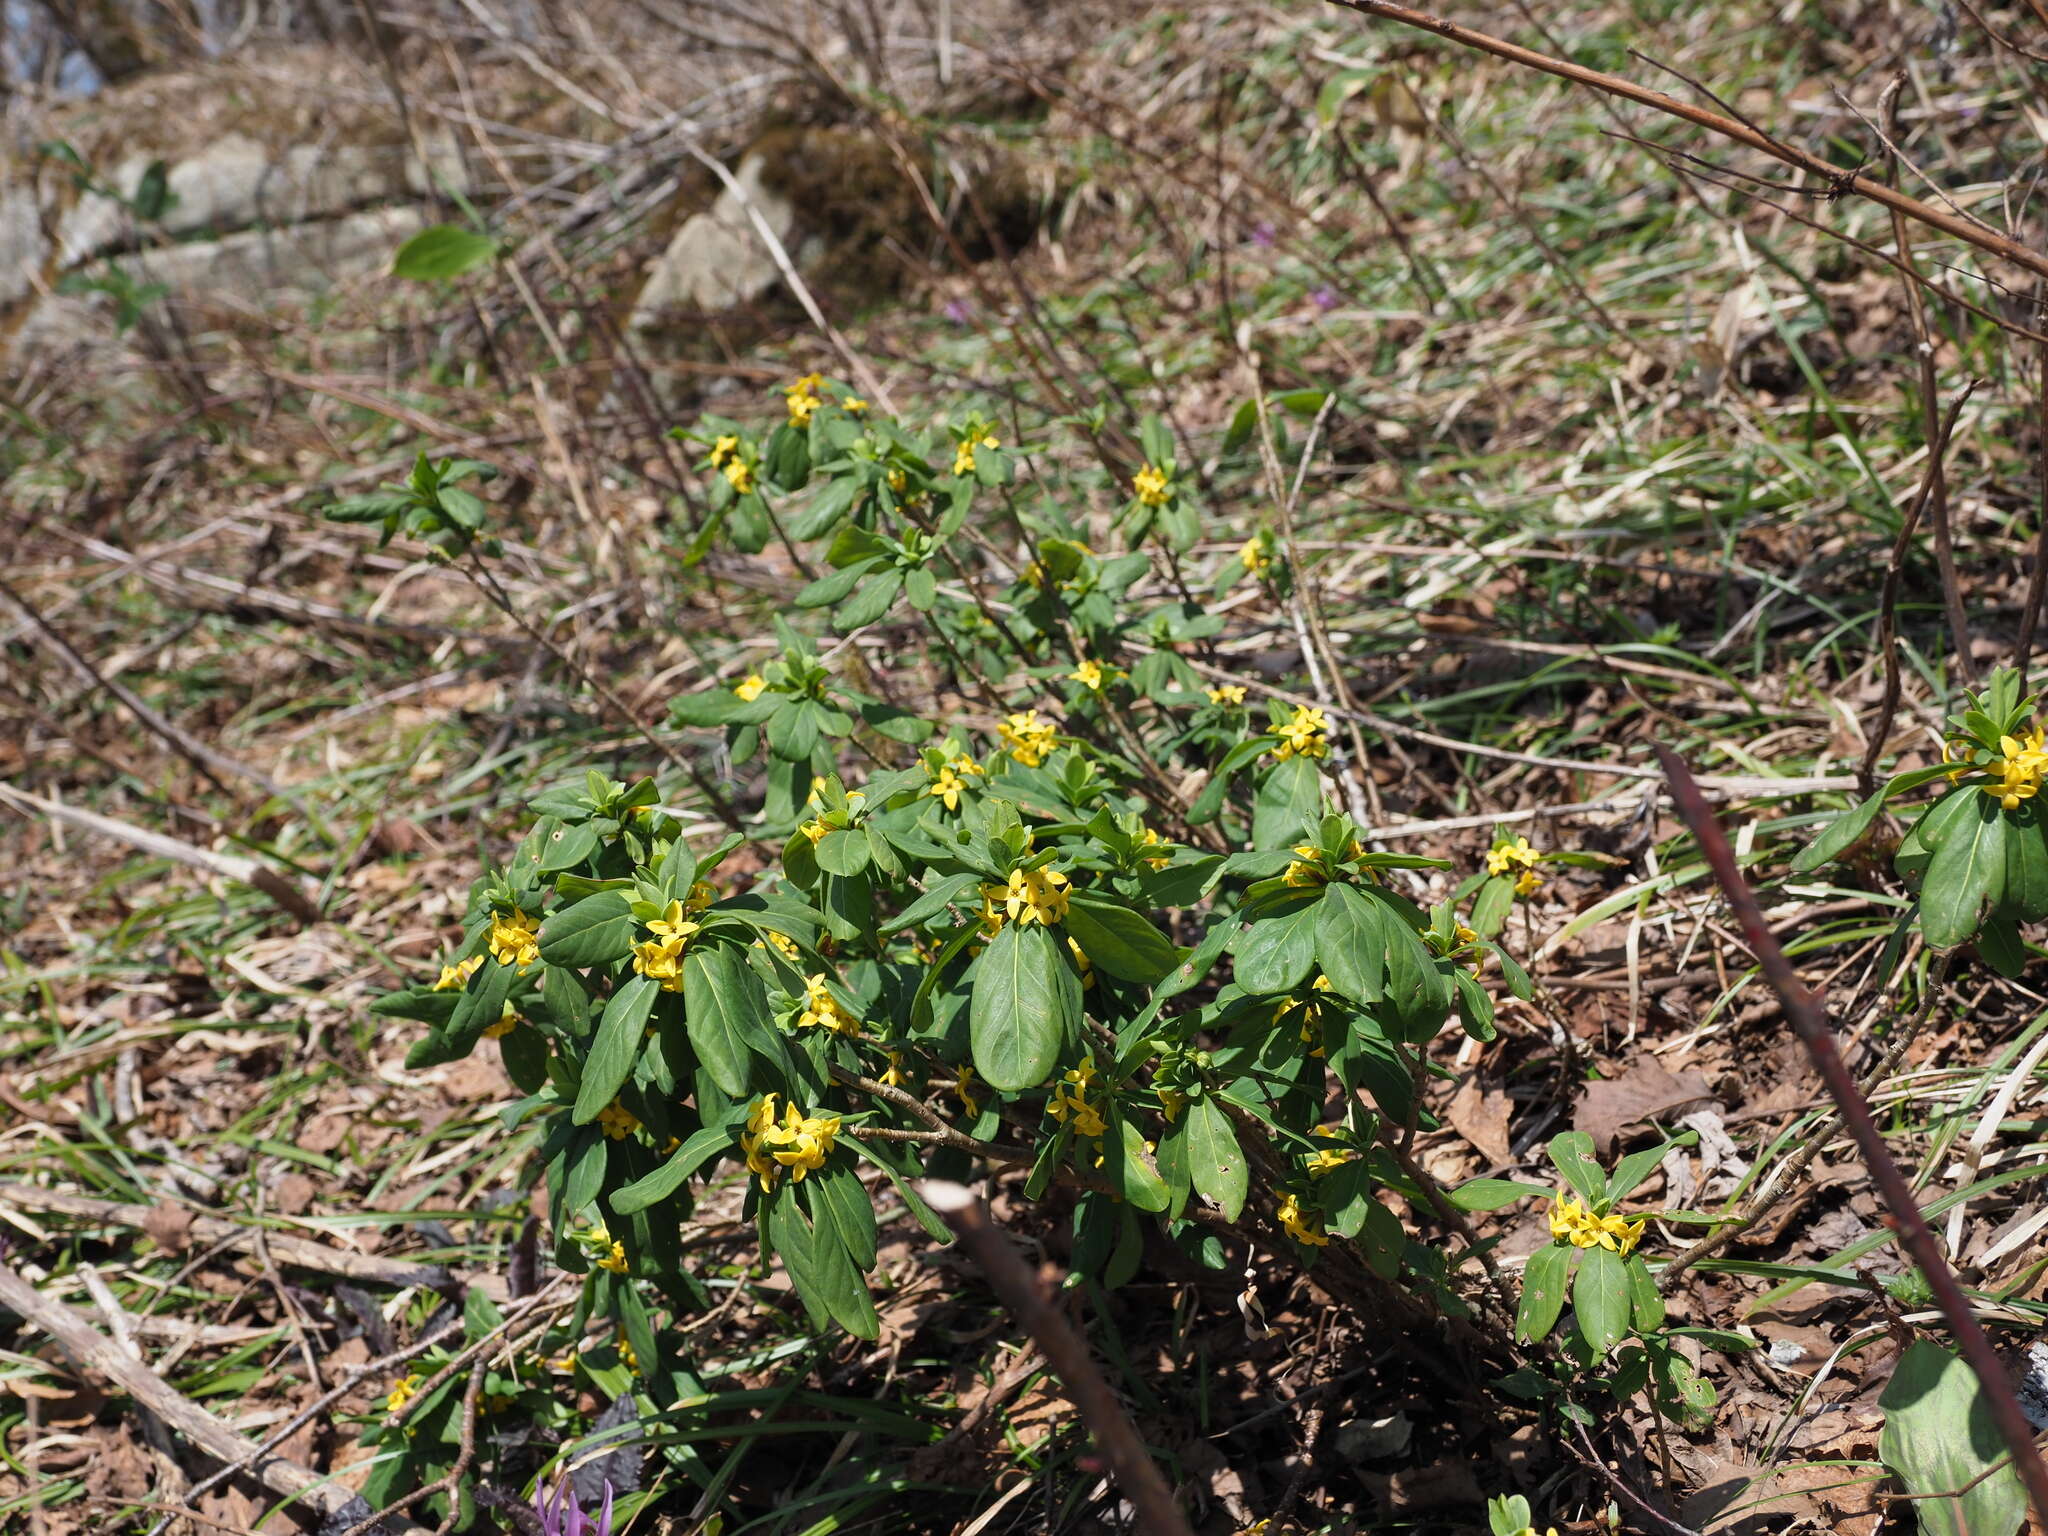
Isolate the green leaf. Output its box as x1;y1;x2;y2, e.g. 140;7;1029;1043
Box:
391;224;498;280
1627;1254;1664;1332
810;1162;878;1271
835;569;903;632
1064;895;1176;984
891;872;982;932
1878;1341;2027;1536
563;1128;607;1215
1572;1246;1630;1355
1469;875;1514;938
539;892;637;967
813;827;871;878
611;1123;736;1214
765;700;820;761
573;976;657;1123
1789;785;1889;873
677;946;755;1098
1546;1131;1607;1206
2001;803;2048;921
1448;1178;1550;1212
970;922;1070;1092
1253;753;1325;848
1920;795;2008;950
1232;899;1320;995
1315;883;1385;1003
1516;1242;1572;1343
536;819;601;874
1101;1116;1170;1212
1185;1096;1247;1220
794;561;871;608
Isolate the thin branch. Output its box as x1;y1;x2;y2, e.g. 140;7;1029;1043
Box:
1656;746;2048;1524
1322;0;2048;281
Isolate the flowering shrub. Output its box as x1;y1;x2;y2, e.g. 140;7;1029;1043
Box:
345;379;1708;1513
1795;667;2048;966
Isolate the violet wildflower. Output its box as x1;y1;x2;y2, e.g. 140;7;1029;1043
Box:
534;1473;614;1536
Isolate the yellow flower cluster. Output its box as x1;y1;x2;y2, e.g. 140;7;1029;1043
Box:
483;1001;519;1039
488;910;541;968
1132;463;1172;506
753;928;802;962
924;753;985;812
1068;935;1095;987
1277;1193;1329;1247
709;434;740;469
878;1049;909;1088
433;954;483;991
1981;727;2048;810
1207;684;1247;706
1268;704;1328;761
994;866;1071;926
1548;1193;1645;1257
797;972;862;1036
597;1101;641;1141
386;1373;423;1414
596;1237;630;1273
1241;535;1273;577
785;371;824;426
1305;1128;1354;1178
1283;843;1329;887
631;900;701;992
740;1094;840;1190
1047;1056;1107;1137
953;428;999;477
724;459;755;495
1486;835;1544;898
734;673;767;702
999;709;1059;767
954;1064;982;1117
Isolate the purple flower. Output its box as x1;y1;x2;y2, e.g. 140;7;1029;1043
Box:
1311;285;1340;312
1252;221;1277;248
943;298;972;325
535;1475;613;1536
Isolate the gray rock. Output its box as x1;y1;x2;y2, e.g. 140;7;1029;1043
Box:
629;151;797;327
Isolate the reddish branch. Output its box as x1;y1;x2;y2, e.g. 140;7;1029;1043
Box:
1657;747;2048;1524
1322;0;2048;283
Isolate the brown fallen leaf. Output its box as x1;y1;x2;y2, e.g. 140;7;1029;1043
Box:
1576;1057;1714;1156
1447;1077;1514;1166
141;1201;195;1255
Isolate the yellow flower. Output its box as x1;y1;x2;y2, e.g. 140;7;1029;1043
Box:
1454;923;1478;945
1049;1083;1107;1138
1158;1088;1185;1122
927;765;970;812
1548;1192;1646;1257
723;458;755;495
597;1101;641;1141
1240;535;1273;577
709;434;739;468
1306;1147;1351;1178
596;1240;629;1273
1067;936;1096;987
1981;729;2048;810
1514;869;1543;898
755;928;802;962
841;395;868;414
1207;684;1247;706
487;910;541;968
954;1064;981;1118
798;817;829;843
785;372;823;425
1283;844;1327;887
632;934;685;990
684;881;717;913
1135;826;1172;869
738;1094;840;1188
1268;704;1328;762
998;709;1059;767
483;1001;518;1039
433;954;484;991
798;972;862;1036
648;899;700;944
615;1332;640;1374
734;673;767;701
1003;865;1072;926
386;1373;423;1414
1277;1193;1329;1247
953;440;977;477
1132;462;1171;506
879;1049;908;1088
1070;658;1111;692
1486;835;1542;875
